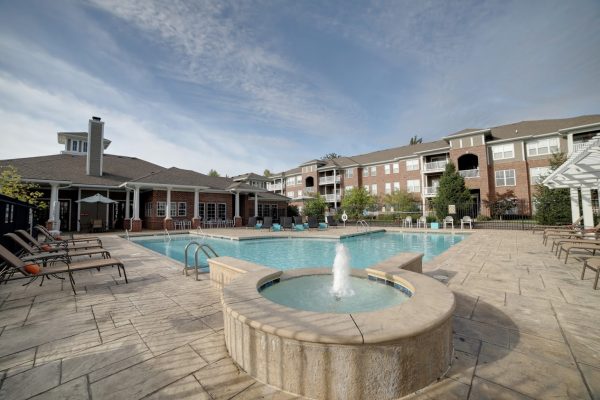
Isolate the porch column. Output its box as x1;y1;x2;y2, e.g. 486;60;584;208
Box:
106;189;110;229
581;188;594;228
333;169;337;211
570;188;580;224
77;188;81;232
131;185;142;232
47;183;59;230
235;192;240;217
164;187;173;230
125;189;131;220
192;189;200;228
254;193;258;217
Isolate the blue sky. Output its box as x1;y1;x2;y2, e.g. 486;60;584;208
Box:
1;0;599;176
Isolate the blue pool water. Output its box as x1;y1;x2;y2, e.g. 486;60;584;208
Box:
132;231;464;271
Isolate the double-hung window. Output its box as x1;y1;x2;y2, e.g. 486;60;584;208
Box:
495;169;516;186
169;202;177;217
492;144;514;160
527;138;559;156
393;182;400;191
217;203;226;220
371;184;377;195
384;164;391;175
177;202;187;217
345;168;354;178
384;183;391;194
156;201;166;217
392;163;399;173
407;179;420;193
362;168;369;177
406;159;419;171
207;203;216;220
370;166;377;176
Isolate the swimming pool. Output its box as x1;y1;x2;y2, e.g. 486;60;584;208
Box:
132;231;464;271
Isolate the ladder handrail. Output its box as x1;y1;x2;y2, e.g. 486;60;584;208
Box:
356;219;370;232
164;228;171;241
184;241;219;280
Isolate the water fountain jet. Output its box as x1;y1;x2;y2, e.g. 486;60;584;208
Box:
330;243;354;299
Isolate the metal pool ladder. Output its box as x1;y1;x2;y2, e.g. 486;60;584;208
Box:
184;241;219;280
356;220;370;232
164;229;172;241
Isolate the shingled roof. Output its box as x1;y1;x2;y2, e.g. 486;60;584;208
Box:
0;154;164;186
487;115;600;141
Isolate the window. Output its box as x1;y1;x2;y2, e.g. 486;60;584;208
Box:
370;166;377;176
217;203;226;220
178;202;187;217
492;144;514;160
364;185;369;192
287;191;294;198
297;190;302;198
495;169;516;186
198;203;205;220
83;142;87;152
362;168;369;177
271;205;278;219
346;185;354;191
384;164;391;175
527;138;559;156
296;176;302;185
156;201;166;217
207;203;216;220
145;202;152;217
393;163;399;173
345;168;354;178
170;202;177;217
530;167;550;184
384;183;392;194
393;182;400;191
406;159;419;171
286;177;295;186
72;141;78;152
371;184;377;195
407;179;420;193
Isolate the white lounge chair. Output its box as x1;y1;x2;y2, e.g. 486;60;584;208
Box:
403;216;413;228
416;216;427;228
443;216;454;229
460;216;473;230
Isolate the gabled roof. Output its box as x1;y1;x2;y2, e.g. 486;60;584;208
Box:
349;140;449;165
231;172;270;182
0;154;164;187
488;115;600;141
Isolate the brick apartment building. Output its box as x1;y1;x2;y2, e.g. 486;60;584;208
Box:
0;117;288;232
266;115;600;217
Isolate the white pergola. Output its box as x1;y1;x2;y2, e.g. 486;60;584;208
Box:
543;134;600;228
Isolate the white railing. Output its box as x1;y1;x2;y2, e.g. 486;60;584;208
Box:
322;194;341;202
423;187;438;196
318;175;341;185
572;141;589;153
305;187;316;193
267;183;282;191
458;169;480;178
424;160;448;172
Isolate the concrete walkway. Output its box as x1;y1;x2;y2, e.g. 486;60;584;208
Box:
0;229;598;399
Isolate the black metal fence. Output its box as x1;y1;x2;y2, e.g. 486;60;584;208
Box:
0;194;37;252
452;200;547;230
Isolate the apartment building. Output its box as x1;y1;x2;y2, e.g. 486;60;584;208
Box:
266;115;600;215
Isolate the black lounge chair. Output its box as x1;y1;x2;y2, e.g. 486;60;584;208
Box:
262;217;273;230
280;217;293;230
35;225;102;246
246;216;257;229
307;216;319;229
15;230;103;252
326;216;338;228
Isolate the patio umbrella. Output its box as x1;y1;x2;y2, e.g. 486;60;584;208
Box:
76;193;117;220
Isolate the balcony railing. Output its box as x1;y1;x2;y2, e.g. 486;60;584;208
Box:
267;183;282;191
458;169;480;178
318;175;341;185
424;160;448;172
423;187;438;197
322;194;341;202
573;141;589;153
305;187;316;193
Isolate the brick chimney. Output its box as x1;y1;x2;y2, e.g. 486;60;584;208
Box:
86;116;104;176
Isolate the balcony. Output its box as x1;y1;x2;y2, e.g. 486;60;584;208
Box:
322;194;341;202
305;187;316;193
423;186;438;197
267;183;282;191
458;169;480;178
424;160;448;172
318;175;341;185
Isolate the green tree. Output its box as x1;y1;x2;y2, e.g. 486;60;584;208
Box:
263;169;271;177
0;166;46;208
432;162;471;219
321;153;342;160
303;194;328;218
208;169;220;177
384;190;419;212
341;187;376;219
287;204;299;217
409;135;423;145
533;153;571;225
483;190;519;219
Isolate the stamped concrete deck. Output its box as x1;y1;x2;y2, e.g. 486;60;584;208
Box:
0;228;598;399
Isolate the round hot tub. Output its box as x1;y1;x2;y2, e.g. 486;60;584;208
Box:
221;266;455;400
